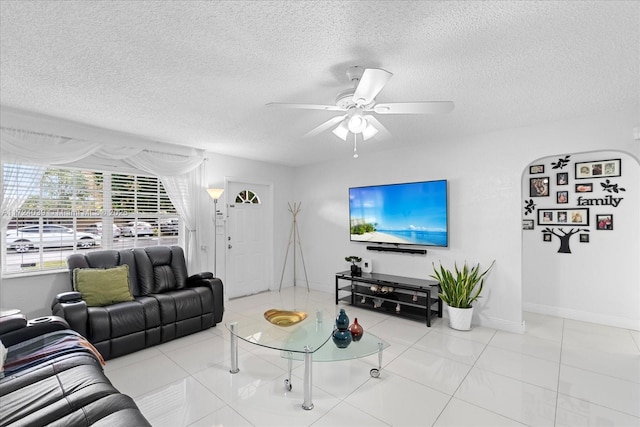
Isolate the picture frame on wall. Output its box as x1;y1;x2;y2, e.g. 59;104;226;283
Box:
530;164;545;174
522;219;534;230
575;183;593;193
557;191;568;204
556;172;568;185
543;233;552;242
538;208;589;226
575;158;621;179
596;214;613;230
529;177;549;197
580;234;590;242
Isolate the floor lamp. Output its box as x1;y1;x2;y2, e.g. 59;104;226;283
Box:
207;188;224;277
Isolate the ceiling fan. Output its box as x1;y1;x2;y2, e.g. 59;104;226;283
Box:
267;66;454;152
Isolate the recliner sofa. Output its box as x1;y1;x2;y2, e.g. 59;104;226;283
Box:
0;314;151;426
52;246;224;360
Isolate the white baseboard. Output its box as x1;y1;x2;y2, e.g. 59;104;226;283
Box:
524;302;640;331
476;314;526;334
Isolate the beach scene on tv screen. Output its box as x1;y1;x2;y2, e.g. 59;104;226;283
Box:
349;180;448;246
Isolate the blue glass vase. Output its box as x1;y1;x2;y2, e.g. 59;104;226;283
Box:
332;309;352;348
332;328;352;348
335;309;349;330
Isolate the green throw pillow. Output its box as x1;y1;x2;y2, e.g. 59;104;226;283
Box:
73;265;134;307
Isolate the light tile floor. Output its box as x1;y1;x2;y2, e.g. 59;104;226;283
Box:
104;287;640;426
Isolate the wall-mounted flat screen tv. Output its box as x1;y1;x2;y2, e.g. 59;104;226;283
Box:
349;179;448;247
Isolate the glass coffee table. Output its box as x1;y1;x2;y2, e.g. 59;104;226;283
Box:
225;311;389;410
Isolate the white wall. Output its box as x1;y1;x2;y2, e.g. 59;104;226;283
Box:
292;109;639;333
522;150;639;330
0;271;69;319
2;108;638;332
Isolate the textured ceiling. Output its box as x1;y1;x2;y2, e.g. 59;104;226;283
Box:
1;1;638;166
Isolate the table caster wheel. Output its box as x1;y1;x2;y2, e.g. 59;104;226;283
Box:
284;379;292;391
370;368;380;378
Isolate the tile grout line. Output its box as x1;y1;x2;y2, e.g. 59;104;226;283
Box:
553;317;566;427
429;328;522;427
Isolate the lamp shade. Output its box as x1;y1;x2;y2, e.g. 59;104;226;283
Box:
332;120;349;141
362;122;379;140
207;188;224;200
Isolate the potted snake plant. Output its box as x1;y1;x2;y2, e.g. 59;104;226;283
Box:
430;260;495;330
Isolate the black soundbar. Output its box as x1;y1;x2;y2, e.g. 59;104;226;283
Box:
366;246;427;255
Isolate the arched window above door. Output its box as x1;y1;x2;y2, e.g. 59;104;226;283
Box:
235;189;261;204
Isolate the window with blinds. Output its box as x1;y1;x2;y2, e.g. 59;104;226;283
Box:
2;165;180;275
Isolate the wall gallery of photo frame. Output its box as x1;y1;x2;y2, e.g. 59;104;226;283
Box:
596;214;614;230
530;164;545;174
556;191;568;204
556;172;569;185
575;158;621;179
529;177;549;197
575;183;593;193
538;208;590;226
522;219;534;230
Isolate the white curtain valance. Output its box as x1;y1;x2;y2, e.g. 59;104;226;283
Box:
93;145;144;160
0;128;102;164
125;150;204;176
1;127;206;271
0;127;204;173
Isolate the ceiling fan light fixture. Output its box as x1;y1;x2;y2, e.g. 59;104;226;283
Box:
362;122;379;140
332;120;349;140
347;113;367;134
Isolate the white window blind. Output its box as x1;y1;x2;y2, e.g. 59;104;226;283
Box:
2;165;179;275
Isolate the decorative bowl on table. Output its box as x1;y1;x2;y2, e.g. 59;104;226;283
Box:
264;309;308;326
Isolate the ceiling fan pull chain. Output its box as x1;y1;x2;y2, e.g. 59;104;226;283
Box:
353;134;359;158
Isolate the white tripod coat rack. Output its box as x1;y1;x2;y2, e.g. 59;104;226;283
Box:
279;202;309;291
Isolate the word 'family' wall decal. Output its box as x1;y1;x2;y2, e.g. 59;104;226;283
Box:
577;195;623;207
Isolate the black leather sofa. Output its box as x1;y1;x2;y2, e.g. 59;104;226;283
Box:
0;314;151;426
52;246;224;360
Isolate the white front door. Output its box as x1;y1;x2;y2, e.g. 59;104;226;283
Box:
225;182;270;298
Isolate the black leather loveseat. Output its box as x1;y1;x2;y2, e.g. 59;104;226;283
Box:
52;246;224;360
0;314;151;426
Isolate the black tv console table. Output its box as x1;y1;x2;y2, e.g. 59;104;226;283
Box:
335;271;442;327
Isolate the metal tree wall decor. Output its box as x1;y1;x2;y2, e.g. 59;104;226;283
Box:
542;227;589;253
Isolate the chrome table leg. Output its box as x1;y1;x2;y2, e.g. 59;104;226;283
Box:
229;322;239;374
302;345;314;410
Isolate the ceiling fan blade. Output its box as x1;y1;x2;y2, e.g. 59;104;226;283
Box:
304;115;347;138
364;115;392;140
373;101;454;115
352;68;392;106
266;103;345;111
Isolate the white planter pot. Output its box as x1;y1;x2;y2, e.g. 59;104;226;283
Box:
447;306;473;331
